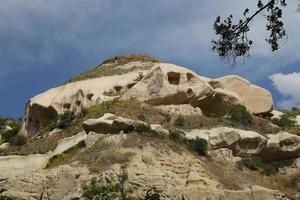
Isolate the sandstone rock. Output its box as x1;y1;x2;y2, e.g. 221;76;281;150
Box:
259;132;300;162
187;127;267;155
83;113;135;134
0;165;81;200
192;88;243;116
154;104;202;116
213;75;273;114
122;63;213;107
251;185;289;200
0;131;87;179
271;110;284;119
150;124;169;136
21;68;148;136
296;115;300;125
0;142;9;150
278;157;300;175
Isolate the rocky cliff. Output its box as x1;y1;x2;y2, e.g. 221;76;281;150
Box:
0;55;299;200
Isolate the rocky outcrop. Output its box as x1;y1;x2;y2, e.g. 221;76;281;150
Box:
187;127;267;155
21;58;275;135
0;165;82;200
212;75;273;114
259;132;300;162
271;110;284;119
83;113;135;134
21;67;148;136
154;104;202;116
0;131;87;179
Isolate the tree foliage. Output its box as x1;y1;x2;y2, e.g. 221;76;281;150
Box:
212;0;287;66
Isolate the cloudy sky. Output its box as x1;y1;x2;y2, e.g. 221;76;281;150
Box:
0;0;299;117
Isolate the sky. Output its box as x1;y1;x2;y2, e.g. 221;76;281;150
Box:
0;0;299;117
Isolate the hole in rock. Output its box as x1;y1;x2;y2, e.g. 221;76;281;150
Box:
167;72;180;85
63;103;71;109
186;73;194;82
114;86;122;93
87;93;94;100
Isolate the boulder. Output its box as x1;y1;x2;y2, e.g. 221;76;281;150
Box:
213;75;273;114
83;113;135;134
150;124;169;135
187;127;267;155
271;110;284;119
154;104;202;116
259;132;300;162
0;165;82;200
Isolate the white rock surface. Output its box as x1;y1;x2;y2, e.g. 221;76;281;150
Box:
83;113;135;134
154;104;202;116
214;75;273;114
259;132;300;162
21;69;146;136
187;127;267;155
0;131;87;179
271;110;284;119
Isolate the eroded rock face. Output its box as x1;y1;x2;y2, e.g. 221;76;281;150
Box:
0;165;81;200
21;68;148;136
83;113;135;134
259;132;300;162
187;127;267;155
122;63;214;106
154;104;202;116
213;75;273;114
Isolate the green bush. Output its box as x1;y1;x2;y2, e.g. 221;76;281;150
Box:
1;123;20;142
169;129;186;144
185;137;208;156
236;156;277;176
228;105;253;125
135;123;158;137
83;171;161;200
169;130;207;156
174;115;185;126
10;134;27;146
56;110;75;129
271;114;296;130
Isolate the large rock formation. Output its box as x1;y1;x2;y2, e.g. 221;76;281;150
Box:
187;127;267;155
212;75;273;114
21;56;274;135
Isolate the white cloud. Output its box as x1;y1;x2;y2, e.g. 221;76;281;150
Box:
269;72;300;108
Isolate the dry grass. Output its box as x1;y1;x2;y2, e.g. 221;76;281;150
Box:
66;54;159;83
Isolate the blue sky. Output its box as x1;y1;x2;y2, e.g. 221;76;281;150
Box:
0;0;300;117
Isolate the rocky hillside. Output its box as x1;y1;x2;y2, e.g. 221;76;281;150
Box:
0;55;299;200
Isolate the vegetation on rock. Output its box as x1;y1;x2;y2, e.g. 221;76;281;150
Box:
236;156;277;176
83;171;161;200
228;105;253;126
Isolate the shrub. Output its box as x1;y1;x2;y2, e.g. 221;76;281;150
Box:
56;110;75;129
236;156;277;176
135;123;158;137
185;137;208;156
10;134;27;146
174;115;185;126
271;114;296;130
83;171;161;200
228;105;252;125
169;129;186;144
169;130;207;156
1;123;20;142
